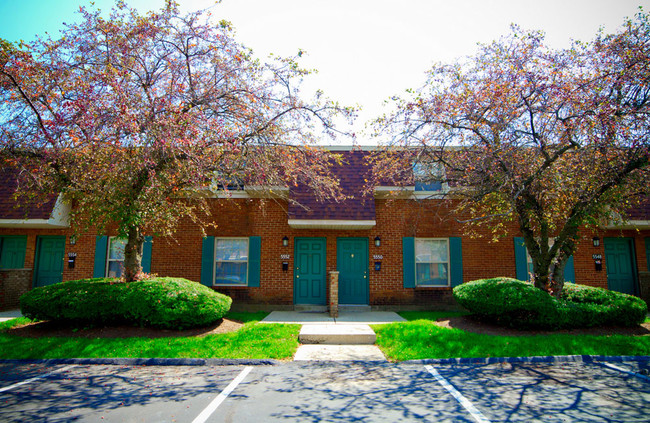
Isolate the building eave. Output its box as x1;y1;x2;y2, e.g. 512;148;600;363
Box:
604;220;650;230
0;194;70;228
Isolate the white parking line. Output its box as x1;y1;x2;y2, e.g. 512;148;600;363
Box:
425;365;491;423
0;365;73;393
602;363;650;382
192;366;253;423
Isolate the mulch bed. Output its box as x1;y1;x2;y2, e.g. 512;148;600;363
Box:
4;318;244;339
5;315;649;339
434;315;650;337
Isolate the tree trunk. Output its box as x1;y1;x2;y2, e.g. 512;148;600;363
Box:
550;263;566;299
123;227;144;282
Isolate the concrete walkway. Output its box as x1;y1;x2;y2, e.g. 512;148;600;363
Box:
261;311;405;361
0;309;22;322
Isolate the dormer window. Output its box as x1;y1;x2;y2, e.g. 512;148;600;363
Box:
413;162;444;192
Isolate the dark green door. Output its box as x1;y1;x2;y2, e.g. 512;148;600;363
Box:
604;237;637;295
294;238;326;305
34;236;66;287
337;237;369;304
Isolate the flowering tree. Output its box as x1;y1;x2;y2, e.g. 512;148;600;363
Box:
0;1;353;281
372;13;650;296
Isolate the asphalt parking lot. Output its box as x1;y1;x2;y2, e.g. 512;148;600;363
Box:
1;359;649;422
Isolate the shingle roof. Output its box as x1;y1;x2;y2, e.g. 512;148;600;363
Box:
288;150;375;221
0;167;57;220
627;197;650;221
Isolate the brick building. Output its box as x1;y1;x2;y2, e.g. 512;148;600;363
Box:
1;148;649;311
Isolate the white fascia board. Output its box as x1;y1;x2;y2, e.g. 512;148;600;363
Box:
374;186;451;200
604;220;650;230
245;186;289;198
288;219;376;230
374;186;414;199
214;190;251;199
0;194;70;228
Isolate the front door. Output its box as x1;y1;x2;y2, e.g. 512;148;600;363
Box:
337;237;369;304
294;238;326;305
34;236;66;287
604;237;637;295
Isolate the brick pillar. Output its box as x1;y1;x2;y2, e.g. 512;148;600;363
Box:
329;271;339;318
639;271;650;305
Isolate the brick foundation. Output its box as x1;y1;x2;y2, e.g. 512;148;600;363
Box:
0;269;32;311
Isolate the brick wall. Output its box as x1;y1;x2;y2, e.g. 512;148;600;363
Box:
2;197;649;309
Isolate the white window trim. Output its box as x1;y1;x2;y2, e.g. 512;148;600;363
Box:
106;236;126;278
213;237;250;286
415;237;451;287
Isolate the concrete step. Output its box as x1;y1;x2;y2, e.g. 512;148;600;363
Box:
338;305;372;313
299;324;376;345
294;345;387;361
293;305;327;313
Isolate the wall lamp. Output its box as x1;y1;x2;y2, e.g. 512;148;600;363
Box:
592;237;600;247
282;236;289;247
374;236;381;247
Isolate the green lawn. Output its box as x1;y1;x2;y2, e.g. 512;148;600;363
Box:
0;315;300;360
2;311;648;362
374;316;650;361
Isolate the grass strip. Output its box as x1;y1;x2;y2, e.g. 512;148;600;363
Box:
398;311;470;321
374;320;650;361
0;317;299;360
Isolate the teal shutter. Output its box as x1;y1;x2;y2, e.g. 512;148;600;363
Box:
141;236;153;273
564;255;576;283
449;237;463;287
514;237;528;281
402;237;415;288
646;238;650;271
200;236;215;286
248;236;261;287
0;236;27;269
93;236;108;277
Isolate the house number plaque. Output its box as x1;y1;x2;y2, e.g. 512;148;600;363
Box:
373;255;383;260
280;254;290;260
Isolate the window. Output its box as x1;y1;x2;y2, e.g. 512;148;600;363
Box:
413;162;443;192
415;238;450;286
214;238;249;285
514;237;575;283
0;236;27;269
106;237;126;278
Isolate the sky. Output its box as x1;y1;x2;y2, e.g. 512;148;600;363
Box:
1;0;648;144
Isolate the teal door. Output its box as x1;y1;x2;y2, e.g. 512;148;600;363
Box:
337;237;369;304
34;236;66;287
604;237;637;295
294;238;326;305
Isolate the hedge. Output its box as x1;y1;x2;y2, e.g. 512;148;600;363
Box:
453;278;647;329
20;277;232;330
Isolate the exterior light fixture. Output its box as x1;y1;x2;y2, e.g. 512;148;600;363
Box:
592;237;600;247
282;236;289;247
374;236;381;247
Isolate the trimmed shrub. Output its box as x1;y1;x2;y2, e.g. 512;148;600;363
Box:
20;277;232;330
453;277;647;330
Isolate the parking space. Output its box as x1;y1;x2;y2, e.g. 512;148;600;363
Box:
429;361;650;422
0;360;648;422
0;363;246;422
